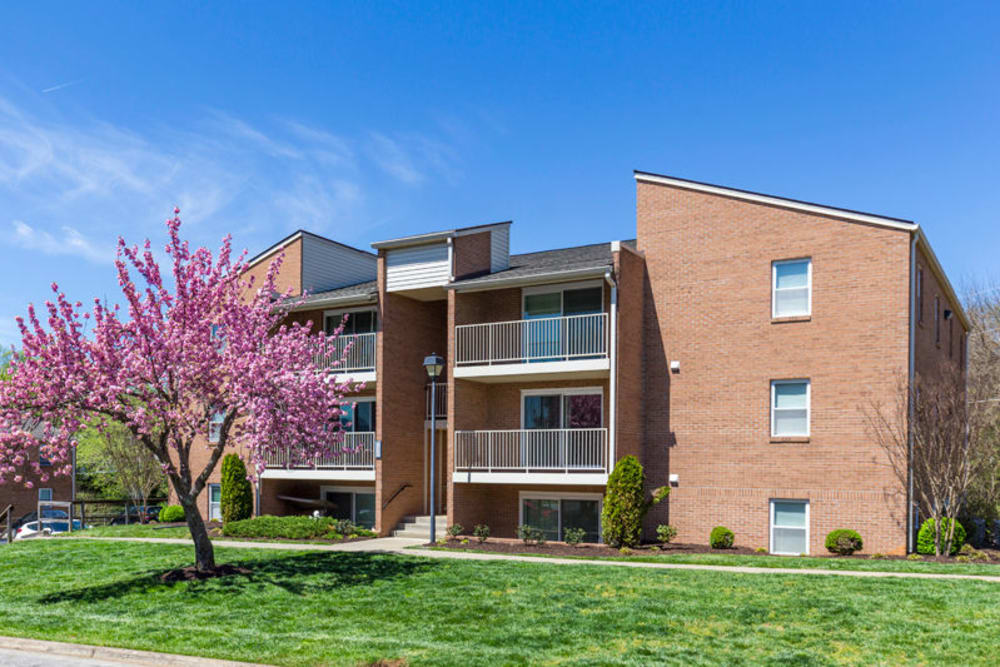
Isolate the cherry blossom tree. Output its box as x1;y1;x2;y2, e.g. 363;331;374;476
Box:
0;212;357;572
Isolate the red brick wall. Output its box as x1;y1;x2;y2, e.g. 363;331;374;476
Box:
638;181;912;554
452;232;492;280
376;253;448;535
244;236;302;297
614;245;646;464
914;244;967;382
0;453;74;524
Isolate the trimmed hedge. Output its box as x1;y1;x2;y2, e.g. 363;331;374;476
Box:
158;505;185;523
825;529;863;555
710;526;734;549
600;455;668;548
220;454;253;523
222;515;376;540
917;518;967;556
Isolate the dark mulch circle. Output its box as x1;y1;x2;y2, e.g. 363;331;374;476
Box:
160;563;253;582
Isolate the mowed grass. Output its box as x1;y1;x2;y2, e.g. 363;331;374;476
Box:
70;524;193;538
1;540;998;666
424;545;1000;576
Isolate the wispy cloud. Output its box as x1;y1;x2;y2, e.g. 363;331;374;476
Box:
41;78;85;94
368;132;423;184
11;220;109;264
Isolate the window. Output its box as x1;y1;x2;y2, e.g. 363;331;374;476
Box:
322;487;375;528
522;389;603;468
210;324;226;350
916;269;924;322
325;309;376;336
208;409;225;444
520;493;602;543
934;296;941;344
208;484;221;521
522;389;602;429
770;500;809;555
38;488;53;502
522;281;604;359
772;259;812;318
949;317;954;358
340;399;376;432
771;380;810;437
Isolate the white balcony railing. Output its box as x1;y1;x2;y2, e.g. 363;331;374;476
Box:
312;332;376;374
455;313;608;366
454;428;608;473
266;432;375;470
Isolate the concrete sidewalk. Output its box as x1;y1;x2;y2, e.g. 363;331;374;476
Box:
66;535;1000;583
0;637;271;667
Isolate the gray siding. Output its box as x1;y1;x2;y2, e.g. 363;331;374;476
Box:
385;243;451;291
302;235;377;293
491;227;510;273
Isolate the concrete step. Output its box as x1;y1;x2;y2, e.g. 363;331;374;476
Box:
393;527;448;539
393;515;448;540
400;515;447;527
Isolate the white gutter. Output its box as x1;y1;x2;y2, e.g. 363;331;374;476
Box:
287;293;378;311
907;234;917;553
605;268;618;471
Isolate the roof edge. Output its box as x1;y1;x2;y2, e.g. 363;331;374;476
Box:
372;221;511;250
246;229;376;270
915;228;971;330
634;170;918;232
287;291;378;311
450;265;611;293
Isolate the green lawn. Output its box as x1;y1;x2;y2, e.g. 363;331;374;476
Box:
71;524;193;538
423;544;1000;576
1;540;998;665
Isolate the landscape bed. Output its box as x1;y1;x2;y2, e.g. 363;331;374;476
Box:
423;539;1000;575
1;539;999;665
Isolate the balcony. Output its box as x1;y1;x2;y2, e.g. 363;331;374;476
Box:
313;332;377;384
454;428;609;484
454;313;609;382
262;432;376;481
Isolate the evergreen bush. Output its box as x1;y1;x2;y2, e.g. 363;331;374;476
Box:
220;454;253;523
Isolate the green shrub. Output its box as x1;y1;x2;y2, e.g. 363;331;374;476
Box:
517;524;543;545
473;524;490;543
755;547;768;554
907;553;923;561
619;547;632;555
222;515;375;540
710;526;734;549
916;518;967;555
564;527;586;546
600;456;669;548
220;454;253;524
158;505;185;523
333;519;356;536
869;552;889;560
447;523;463;539
825;529;864;555
656;524;677;544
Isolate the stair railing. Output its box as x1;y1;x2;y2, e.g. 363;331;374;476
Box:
381;483;412;510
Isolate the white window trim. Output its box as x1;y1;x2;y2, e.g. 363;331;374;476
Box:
38;488;53;502
520;386;604;429
319;485;376;525
341;397;376;433
518;490;604;542
771;258;812;318
770;379;810;438
323;306;378;334
769;498;810;556
521;280;604;318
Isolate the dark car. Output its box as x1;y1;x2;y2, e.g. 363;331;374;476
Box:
110;505;162;525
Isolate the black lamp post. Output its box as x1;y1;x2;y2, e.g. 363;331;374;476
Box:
423;353;445;543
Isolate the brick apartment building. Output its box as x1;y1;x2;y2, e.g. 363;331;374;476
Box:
176;170;968;555
0;439;75;527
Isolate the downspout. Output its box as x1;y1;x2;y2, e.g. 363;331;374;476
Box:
907;233;917;553
605;268;618;470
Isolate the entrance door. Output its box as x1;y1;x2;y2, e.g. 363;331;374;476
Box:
324;492;353;521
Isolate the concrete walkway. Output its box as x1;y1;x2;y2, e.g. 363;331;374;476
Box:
65;535;1000;583
0;637;270;667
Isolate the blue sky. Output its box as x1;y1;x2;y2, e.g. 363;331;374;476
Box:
0;2;997;345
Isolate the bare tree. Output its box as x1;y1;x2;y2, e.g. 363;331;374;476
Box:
95;419;167;522
963;281;1000;519
864;365;988;556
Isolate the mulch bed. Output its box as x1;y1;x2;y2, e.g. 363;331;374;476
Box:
160;563;253;582
429;538;1000;564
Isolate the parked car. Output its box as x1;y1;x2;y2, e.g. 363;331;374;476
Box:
13;519;84;541
110;505;162;525
12;508;69;531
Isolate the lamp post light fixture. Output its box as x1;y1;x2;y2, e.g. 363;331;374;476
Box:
423;353;445;543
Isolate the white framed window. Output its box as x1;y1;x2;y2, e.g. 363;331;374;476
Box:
770;499;809;555
324;307;377;336
38;488;53;502
339;397;376;433
771;380;810;437
521;280;604;319
320;485;376;529
208;409;226;444
772;258;812;318
208;483;221;521
518;491;603;543
520;387;603;430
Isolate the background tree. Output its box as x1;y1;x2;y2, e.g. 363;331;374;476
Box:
81;420;168;520
0;213;356;573
864;368;989;556
220;453;252;523
962;282;1000;521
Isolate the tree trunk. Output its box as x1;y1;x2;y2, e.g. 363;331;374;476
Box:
178;493;216;571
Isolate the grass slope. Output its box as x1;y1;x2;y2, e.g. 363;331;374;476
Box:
0;540;996;665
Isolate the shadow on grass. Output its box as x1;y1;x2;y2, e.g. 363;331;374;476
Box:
39;551;437;604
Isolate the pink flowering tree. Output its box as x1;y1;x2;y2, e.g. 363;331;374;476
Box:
0;213;357;572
